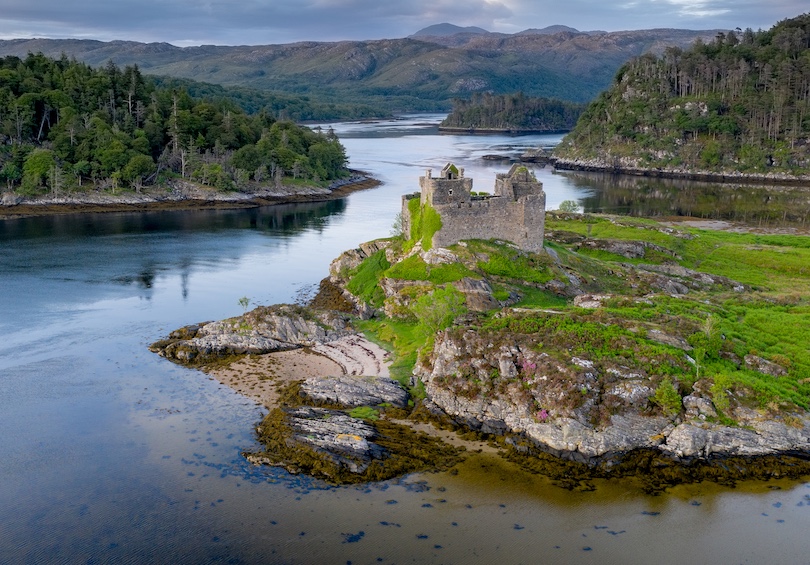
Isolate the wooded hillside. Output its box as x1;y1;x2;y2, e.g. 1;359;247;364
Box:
0;53;348;196
555;14;810;175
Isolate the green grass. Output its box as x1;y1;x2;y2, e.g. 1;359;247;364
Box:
346;250;390;306
384;254;477;284
406;198;443;251
355;214;810;413
357;318;426;388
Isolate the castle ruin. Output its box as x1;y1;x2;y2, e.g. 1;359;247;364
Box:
402;163;546;252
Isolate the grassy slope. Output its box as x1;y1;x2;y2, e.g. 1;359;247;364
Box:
349;214;810;418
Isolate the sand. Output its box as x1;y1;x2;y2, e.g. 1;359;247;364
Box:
205;335;391;409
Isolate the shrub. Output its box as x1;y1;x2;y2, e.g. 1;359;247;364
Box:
653;379;682;416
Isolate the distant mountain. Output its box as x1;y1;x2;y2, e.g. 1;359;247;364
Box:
410;23;490;37
516;25;580;35
0;28;725;113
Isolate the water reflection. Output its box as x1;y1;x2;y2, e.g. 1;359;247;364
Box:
0;200;347;240
563;170;810;225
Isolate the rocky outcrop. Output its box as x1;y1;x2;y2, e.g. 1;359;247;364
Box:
416;328;810;466
300;374;408;408
149;304;350;364
744;354;788;377
255;406;389;474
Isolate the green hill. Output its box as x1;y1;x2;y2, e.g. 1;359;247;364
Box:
0;29;722;114
554;14;810;177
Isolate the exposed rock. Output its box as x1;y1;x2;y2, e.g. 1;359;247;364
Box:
421;247;458;265
275;406;387;474
150;304;350;364
1;192;22;206
573;294;611;308
744;354;788;377
683;395;717;420
329;239;392;281
417;328;810;466
300;374;408;408
607;381;654;408
452;277;500;311
647;329;692;351
578;238;678;260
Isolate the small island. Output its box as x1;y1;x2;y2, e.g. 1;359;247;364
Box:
439;92;585;134
151;163;810;491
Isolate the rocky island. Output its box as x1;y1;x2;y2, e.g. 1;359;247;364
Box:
151;163;810;490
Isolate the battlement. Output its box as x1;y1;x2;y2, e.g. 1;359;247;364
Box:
403;163;546;252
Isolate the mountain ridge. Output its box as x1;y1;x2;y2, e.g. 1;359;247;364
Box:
0;28;725;111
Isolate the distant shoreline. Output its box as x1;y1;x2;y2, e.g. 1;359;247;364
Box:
552;158;810;186
0;171;380;219
438;126;570;135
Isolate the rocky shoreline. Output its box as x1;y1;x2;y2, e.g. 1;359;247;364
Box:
552;156;810;185
149;213;810;488
0;171;379;219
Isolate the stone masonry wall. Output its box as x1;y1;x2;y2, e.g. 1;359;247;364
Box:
431;194;546;253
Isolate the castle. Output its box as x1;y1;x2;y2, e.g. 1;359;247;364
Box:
401;163;546;252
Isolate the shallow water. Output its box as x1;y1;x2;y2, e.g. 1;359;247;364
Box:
2;115;810;564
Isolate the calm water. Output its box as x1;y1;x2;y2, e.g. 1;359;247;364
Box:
2;115;810;565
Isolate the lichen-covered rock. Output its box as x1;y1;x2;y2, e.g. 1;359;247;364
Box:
279;406;388;474
150;304;351;364
417;327;810;466
300;374;408;408
744;354;788;377
452;277;500;311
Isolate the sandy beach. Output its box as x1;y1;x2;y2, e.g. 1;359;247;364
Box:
204;334;392;409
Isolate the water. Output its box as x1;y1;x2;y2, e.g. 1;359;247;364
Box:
2;115;810;564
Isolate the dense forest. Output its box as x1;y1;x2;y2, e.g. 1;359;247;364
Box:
440;93;586;131
0;53;348;196
555;14;810;175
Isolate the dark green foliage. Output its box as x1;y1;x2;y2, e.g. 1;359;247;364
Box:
0;53;348;195
556;14;810;174
441;92;586;131
652;379;683;416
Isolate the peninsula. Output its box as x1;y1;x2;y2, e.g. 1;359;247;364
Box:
151;164;810;490
553;14;810;183
0;53;360;218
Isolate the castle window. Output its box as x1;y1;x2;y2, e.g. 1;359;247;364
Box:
449;189;453;195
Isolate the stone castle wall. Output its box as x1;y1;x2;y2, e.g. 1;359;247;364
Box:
401;163;546;253
430;194;546;252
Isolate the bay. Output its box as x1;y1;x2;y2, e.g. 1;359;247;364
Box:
1;114;809;564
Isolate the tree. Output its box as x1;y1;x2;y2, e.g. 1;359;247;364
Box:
411;285;467;335
123;154;154;192
21;148;56;193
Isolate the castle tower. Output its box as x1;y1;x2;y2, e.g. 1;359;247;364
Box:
402;163;546;253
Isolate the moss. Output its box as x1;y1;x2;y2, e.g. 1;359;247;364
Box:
405;198;442;251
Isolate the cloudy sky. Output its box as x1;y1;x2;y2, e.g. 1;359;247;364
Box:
0;0;806;47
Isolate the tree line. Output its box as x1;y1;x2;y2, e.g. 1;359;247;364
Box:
556;13;810;173
441;92;586;131
0;53;348;196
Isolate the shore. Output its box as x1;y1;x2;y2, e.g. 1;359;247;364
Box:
202;334;391;410
0;172;380;219
552;157;810;185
